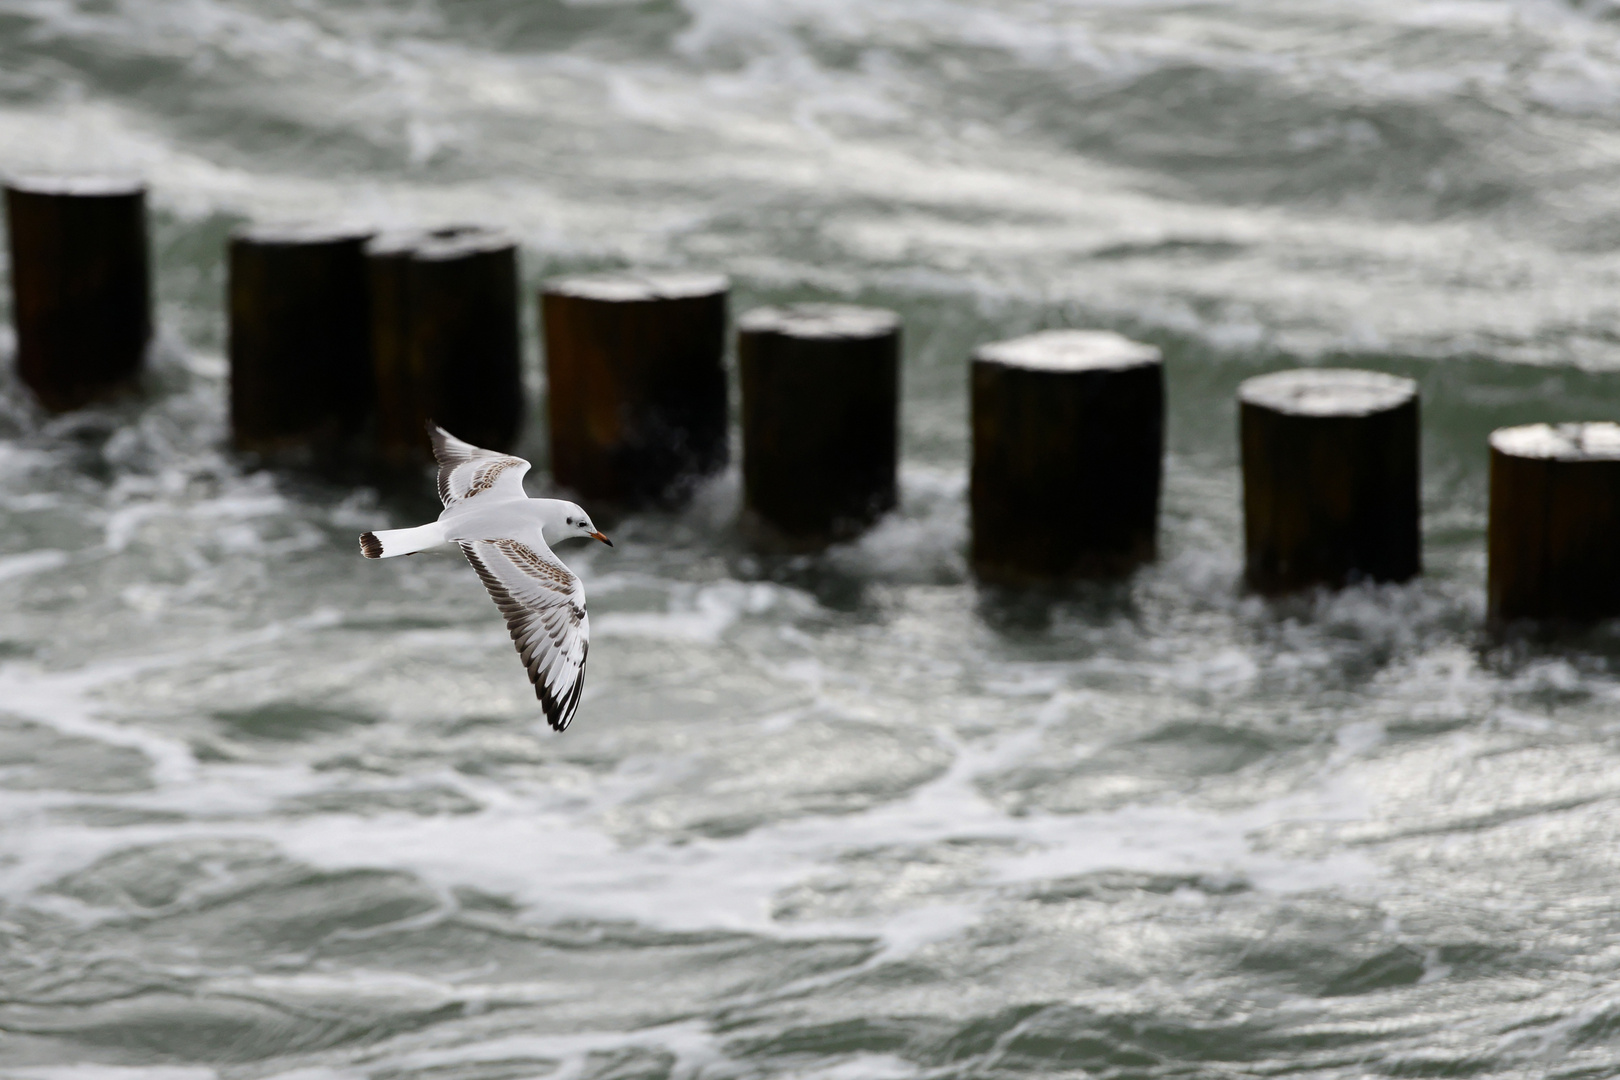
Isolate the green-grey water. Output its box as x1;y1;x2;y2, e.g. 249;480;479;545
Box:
6;2;1620;1076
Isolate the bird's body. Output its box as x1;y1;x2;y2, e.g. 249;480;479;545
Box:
360;425;611;731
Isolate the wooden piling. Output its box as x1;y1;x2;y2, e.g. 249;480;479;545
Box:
4;176;150;411
1488;422;1620;625
541;273;728;506
367;227;522;463
971;329;1163;584
229;224;373;457
738;303;900;548
1239;368;1420;594
365;229;429;467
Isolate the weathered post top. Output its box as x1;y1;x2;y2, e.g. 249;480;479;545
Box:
6;174;146;197
738;303;900;340
233;221;373;247
1238;367;1416;417
545;272;727;303
412;227;514;261
973;328;1161;373
1490;421;1620;461
365;224;487;256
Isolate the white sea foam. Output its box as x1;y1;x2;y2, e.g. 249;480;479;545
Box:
4;1;1620;1074
7;1069;217;1080
0;548;67;582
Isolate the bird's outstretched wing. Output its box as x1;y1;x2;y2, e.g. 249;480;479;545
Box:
428;424;531;508
459;538;590;731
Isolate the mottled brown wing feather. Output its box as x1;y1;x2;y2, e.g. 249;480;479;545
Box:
459;539;590;731
428;423;532;508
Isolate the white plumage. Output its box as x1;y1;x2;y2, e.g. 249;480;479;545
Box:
360;425;612;731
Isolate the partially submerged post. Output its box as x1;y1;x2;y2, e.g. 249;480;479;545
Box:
229;224;373;457
4;176;150;411
1488;422;1620;626
971;329;1163;584
541;273;728;506
738;303;900;548
367;227;522;463
365;229;428;467
1239;368;1420;594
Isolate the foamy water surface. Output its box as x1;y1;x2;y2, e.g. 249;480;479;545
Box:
5;1;1620;1076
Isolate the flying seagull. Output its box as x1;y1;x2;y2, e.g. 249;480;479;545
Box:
359;424;612;731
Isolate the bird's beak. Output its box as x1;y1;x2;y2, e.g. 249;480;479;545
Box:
591;531;614;547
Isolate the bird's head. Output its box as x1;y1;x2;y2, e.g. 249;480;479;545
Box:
557;502;612;547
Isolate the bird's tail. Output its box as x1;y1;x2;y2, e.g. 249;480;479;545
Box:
359;523;446;559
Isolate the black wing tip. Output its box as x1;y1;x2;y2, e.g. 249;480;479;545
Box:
359;532;383;559
538;685;578;732
535;660;573;731
539;640;587;732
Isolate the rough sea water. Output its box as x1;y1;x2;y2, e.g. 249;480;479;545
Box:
7;1;1620;1076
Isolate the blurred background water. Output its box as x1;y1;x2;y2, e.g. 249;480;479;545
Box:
5;0;1620;1076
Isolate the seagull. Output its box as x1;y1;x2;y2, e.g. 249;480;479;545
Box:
359;424;612;731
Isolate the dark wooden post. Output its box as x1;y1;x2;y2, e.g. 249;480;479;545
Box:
1239;368;1420;594
971;329;1163;584
1488;422;1620;625
367;227;522;461
738;304;900;548
541;273;728;506
4;176;150;411
229;224;373;456
365;229;427;468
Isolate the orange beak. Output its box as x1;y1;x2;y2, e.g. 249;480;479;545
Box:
591;531;613;547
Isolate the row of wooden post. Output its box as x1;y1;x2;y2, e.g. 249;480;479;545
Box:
971;336;1620;625
228;223;525;464
972;337;1620;626
6;179;1620;626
